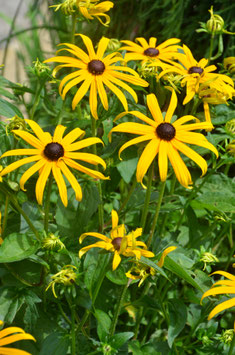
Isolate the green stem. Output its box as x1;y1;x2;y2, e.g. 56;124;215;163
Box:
44;174;53;233
109;282;128;337
78;254;110;331
57;99;66;126
159;175;176;237
91;117;104;232
208;34;215;64
147;180;166;248
228;332;235;355
30;82;44;119
9;195;41;241
71;304;76;355
2;0;24;76
71;13;77;45
118;178;137;215
133;281;151;339
1;195;9;238
140;163;154;231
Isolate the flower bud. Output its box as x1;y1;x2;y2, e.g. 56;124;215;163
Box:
206;6;224;34
220;329;234;344
225;118;235;137
32;58;51;80
6;115;26;136
50;0;77;15
224;57;235;74
42;233;65;251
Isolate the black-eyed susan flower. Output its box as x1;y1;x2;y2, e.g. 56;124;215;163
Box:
79;210;154;270
46;265;77;298
44;34;148;119
0;321;35;355
51;0;114;26
126;246;177;286
109;88;218;189
201;270;235;329
0;119;108;207
120;37;182;66
158;45;234;105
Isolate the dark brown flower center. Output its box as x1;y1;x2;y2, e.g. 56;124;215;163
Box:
144;47;159;57
44;142;64;161
112;237;122;251
188;66;204;75
88;60;105;75
156;123;176;141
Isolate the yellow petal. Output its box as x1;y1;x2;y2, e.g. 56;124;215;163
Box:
167;143;192;188
97;36;110;58
57;160;82;201
111;210;119;229
79;241;112;258
65;152;106;169
211;271;235;281
110;122;155;137
20;159;45;191
136;138;160;188
147;94;163;124
118;134;154;160
164;87;177;123
66;137;103;152
35;162;52;205
208;298;235;320
96;76;108;110
72;76;93;110
79;232;110;244
158;140;169;181
62;127;85;146
64;158;109;180
0;156;41;177
0;333;35;347
25;119;52;144
104;72;138;103
157;246;177;267
1;149;40;158
78;34;96;59
52;163;68;207
112;251;122;270
53;125;66;143
12;130;44;149
102;77;128;111
89;79;98;120
61;71;88;99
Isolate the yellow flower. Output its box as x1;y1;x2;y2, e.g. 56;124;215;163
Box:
159;45;234;105
126;246;177;286
79;210;154;270
109;88;218;189
44;34;148;119
120;37;182;67
78;0;114;26
0;323;35;355
46;265;77;298
51;0;113;26
224;57;235;74
0;119;108;207
201;270;235;330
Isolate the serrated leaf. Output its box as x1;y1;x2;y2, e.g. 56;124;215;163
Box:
0;233;39;262
168;299;187;348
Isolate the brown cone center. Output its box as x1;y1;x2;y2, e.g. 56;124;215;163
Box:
144;47;159;57
88;60;105;75
188;66;204;75
156;122;176;141
44;142;64;161
112;237;122;251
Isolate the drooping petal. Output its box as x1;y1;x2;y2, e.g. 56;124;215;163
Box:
61;71;88;99
57;42;90;62
96;76;108;110
52;163;68;207
136;138;160;187
157;246;177;267
112;251;122;270
1;149;40;158
175;131;218;157
118;134;154;159
65;152;106;169
110;122;155;139
12;130;44;149
167;143;192;188
79;241;112;258
211;271;235;281
102;77;128;111
0;156;41;177
104;72;138;103
172;139;208;176
208;298;235;320
158;140;169;181
25;119;52;144
35;162;52;205
79;232;110;244
89;79;98;119
64;158;109;180
164;87;177;123
58;160;82;201
72;76;93;110
78;34;96;59
20;159;46;191
0;333;35;347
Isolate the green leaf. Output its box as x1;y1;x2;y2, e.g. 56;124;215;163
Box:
95;309;111;341
39;332;70;355
109;332;134;350
116;157;138;184
106;265;127;285
164;256;203;291
0;233;39;262
140;256;169;280
0;98;23;118
168;299;187;348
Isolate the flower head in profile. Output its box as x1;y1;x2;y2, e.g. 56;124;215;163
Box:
120;37;182;67
0;119;108;207
51;0;114;26
0;322;35;355
159;45;234;105
201;270;235;329
46;265;77;298
44;34;148;119
109;88;218;189
126;246;177;286
79;210;154;270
